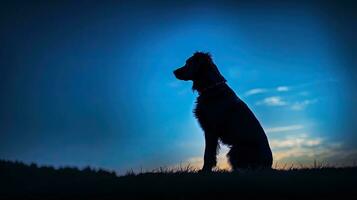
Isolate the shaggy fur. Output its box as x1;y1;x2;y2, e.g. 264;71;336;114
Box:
174;52;273;171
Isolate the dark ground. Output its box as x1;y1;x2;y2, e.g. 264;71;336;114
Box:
1;160;356;199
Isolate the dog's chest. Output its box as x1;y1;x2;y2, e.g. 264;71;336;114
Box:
194;98;228;129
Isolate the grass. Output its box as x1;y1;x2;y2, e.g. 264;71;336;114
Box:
1;160;356;199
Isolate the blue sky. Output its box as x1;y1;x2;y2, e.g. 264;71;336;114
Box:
0;1;356;173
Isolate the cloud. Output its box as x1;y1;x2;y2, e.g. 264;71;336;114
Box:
270;135;322;149
266;124;304;133
244;85;288;97
244;88;268;96
270;133;356;167
244;79;335;99
272;141;339;165
256;96;287;106
277;86;289;92
256;95;318;111
176;133;354;170
291;99;318;111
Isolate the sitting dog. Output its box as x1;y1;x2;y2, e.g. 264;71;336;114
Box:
173;52;273;171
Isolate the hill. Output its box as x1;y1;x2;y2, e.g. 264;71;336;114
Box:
1;160;356;199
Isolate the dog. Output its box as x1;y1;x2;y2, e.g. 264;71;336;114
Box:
173;52;273;171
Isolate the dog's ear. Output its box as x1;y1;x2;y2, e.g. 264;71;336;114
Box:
194;52;226;82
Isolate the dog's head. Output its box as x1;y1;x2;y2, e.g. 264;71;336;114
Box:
173;52;226;91
173;52;213;81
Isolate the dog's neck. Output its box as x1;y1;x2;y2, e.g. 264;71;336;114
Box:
191;64;227;94
195;80;227;95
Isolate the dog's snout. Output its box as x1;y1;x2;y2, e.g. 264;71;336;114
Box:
173;67;186;80
173;69;179;77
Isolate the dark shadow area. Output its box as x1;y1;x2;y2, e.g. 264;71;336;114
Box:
1;160;357;199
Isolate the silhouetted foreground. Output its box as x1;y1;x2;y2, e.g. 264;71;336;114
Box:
174;52;273;171
1;160;356;199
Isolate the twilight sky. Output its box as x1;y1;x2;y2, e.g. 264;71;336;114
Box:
0;0;356;173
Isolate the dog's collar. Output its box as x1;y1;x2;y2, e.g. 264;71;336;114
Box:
199;81;226;95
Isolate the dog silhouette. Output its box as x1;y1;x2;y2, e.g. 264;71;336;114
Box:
174;52;273;171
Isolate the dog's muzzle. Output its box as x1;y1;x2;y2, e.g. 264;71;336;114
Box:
173;66;190;81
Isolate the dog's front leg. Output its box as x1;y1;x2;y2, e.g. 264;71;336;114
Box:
202;133;218;172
